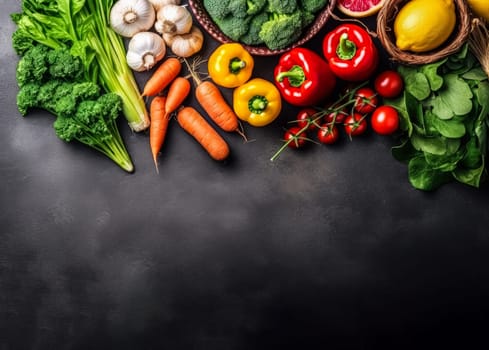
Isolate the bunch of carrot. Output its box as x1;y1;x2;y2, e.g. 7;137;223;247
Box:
141;56;239;171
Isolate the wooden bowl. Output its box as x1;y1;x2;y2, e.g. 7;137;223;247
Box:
377;0;471;65
188;0;337;56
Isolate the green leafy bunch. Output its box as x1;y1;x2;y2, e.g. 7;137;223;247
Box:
387;45;489;191
16;44;134;172
11;0;149;132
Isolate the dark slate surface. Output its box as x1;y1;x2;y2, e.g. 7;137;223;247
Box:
2;2;489;349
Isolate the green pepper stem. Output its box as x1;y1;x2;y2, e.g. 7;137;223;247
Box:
248;96;268;114
336;33;357;60
275;65;305;87
230;57;246;74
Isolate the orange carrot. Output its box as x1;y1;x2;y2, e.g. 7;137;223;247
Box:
184;58;246;140
195;80;239;132
149;95;170;172
165;76;191;115
176;106;230;161
142;57;182;97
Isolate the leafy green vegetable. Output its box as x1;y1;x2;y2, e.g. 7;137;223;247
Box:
386;44;489;191
16;45;134;172
11;0;149;132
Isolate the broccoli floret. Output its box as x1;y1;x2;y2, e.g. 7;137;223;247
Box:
229;0;248;18
300;0;329;13
259;11;304;50
47;48;83;80
240;11;268;46
301;11;316;27
203;0;231;20
214;15;252;41
246;0;267;15
267;0;298;14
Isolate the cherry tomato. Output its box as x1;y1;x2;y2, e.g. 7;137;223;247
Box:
323;109;348;124
317;124;339;144
371;105;399;135
354;87;378;114
284;126;307;148
344;113;367;136
296;108;320;131
374;70;404;98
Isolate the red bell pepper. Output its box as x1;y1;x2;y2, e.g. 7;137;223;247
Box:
322;23;379;82
274;47;336;107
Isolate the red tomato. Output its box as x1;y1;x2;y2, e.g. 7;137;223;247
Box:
354;87;378;114
284;126;307;148
317;124;339;144
374;70;404;98
371;105;399;135
323;109;348;124
296;108;320;131
344;113;367;136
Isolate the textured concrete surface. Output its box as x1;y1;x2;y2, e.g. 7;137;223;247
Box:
2;2;489;349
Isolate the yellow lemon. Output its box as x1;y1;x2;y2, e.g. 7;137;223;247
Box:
467;0;489;21
394;0;456;53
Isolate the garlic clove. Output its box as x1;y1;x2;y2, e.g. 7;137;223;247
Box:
110;0;156;38
163;26;204;58
154;4;192;35
126;32;166;71
148;0;181;12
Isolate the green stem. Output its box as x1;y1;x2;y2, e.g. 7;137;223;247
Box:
248;96;268;114
275;65;305;87
229;57;246;74
336;33;357;60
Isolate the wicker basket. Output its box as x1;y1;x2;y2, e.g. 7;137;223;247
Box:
188;0;337;56
377;0;471;65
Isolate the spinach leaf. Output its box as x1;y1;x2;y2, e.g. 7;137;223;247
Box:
437;74;473;116
408;155;452;191
398;66;431;101
425;110;466;138
420;59;446;91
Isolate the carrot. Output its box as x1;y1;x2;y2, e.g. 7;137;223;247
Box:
149;95;170;172
165;76;191;115
142;57;182;97
176;106;230;161
184;58;247;140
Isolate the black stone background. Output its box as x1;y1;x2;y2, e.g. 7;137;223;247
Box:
2;2;489;349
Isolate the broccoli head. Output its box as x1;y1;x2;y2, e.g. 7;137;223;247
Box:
246;0;267;15
229;0;248;18
214;15;252;41
259;11;304;50
300;0;329;13
203;0;231;20
240;11;268;46
267;0;298;14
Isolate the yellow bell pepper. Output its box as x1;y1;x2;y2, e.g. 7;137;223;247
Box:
208;43;254;88
233;78;282;127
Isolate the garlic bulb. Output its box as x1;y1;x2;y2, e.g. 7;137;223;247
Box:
110;0;156;38
126;32;166;71
155;4;193;36
148;0;181;12
163;26;204;58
